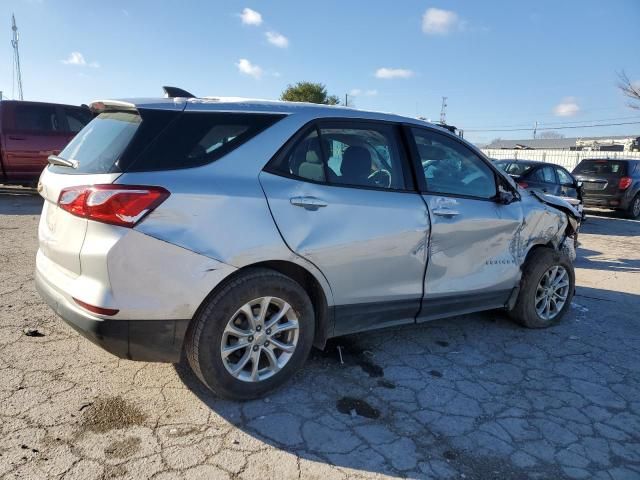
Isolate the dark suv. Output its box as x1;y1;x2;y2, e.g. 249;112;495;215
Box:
572;159;640;218
0;100;92;187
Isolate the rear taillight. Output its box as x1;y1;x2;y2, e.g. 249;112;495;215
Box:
517;181;528;189
618;177;632;190
58;184;170;227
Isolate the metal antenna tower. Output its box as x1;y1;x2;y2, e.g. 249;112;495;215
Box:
11;14;24;100
439;96;447;124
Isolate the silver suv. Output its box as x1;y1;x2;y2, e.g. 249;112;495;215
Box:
36;92;580;400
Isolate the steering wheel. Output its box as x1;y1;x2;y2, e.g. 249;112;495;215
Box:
368;169;392;188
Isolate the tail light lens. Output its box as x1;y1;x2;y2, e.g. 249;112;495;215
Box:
73;298;119;316
517;181;528;189
58;184;170;227
618;177;632;190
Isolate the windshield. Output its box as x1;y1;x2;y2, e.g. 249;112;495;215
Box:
573;160;628;177
50;111;141;175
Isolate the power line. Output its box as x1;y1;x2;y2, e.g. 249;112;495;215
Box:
465;121;640;133
465;115;640;130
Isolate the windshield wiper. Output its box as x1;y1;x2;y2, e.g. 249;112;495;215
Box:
47;155;78;169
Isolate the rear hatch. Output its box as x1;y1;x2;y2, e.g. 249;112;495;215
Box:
572;159;629;196
38;110;142;276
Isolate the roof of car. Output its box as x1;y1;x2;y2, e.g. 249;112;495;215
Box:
494;159;557;167
88;96;440;129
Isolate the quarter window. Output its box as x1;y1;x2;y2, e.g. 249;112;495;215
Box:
411;129;496;199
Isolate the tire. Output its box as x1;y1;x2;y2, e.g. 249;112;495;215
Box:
508;248;575;328
186;268;315;400
626;193;640;219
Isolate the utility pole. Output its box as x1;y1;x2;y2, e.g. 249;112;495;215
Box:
344;93;348;107
11;14;24;100
533;121;538;139
439;96;447;124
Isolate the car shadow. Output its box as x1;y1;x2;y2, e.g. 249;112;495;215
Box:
173;282;640;478
575;246;640;273
0;187;43;215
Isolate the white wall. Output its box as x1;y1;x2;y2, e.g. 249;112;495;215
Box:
482;149;640;171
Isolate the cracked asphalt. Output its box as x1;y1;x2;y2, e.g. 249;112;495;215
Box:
1;187;639;480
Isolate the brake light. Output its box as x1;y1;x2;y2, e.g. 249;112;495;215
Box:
73;298;119;316
58;184;170;227
618;177;632;190
517;181;528;189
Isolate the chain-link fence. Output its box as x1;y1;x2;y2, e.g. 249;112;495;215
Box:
482;149;640;171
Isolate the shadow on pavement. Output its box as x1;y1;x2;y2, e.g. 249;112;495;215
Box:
0;187;43;215
581;210;640;237
174;282;640;478
575;247;640;273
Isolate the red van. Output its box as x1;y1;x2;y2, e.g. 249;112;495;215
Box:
0;100;92;186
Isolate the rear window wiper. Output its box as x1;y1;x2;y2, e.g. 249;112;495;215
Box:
48;155;78;169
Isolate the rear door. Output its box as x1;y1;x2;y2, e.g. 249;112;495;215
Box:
527;165;559;194
260;120;429;336
407;127;523;320
1;103;69;182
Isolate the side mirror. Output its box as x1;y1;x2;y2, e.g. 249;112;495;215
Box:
497;187;518;205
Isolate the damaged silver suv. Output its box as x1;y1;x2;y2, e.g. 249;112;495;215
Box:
36;90;580;400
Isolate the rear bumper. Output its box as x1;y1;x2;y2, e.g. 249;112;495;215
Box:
582;193;632;210
36;270;189;362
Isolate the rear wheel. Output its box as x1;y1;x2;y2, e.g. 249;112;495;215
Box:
627;193;640;219
508;248;575;328
186;268;314;400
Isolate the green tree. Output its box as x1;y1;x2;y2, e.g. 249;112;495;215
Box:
280;81;340;105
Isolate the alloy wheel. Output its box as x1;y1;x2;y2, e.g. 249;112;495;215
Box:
535;265;570;321
221;297;299;382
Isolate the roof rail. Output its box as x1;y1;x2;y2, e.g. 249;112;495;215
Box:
162;86;196;99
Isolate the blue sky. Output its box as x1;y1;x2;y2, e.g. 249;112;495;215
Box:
1;0;639;144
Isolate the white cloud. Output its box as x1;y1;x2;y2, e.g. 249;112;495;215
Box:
422;8;460;35
240;8;262;26
266;31;289;48
349;88;378;96
374;68;414;79
235;58;263;79
62;51;99;68
553;97;580;117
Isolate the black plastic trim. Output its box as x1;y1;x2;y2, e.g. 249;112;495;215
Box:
332;298;421;337
36;272;189;363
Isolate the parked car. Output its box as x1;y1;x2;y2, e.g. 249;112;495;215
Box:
494;160;584;218
572;158;640;218
35;94;580;400
0;100;92;187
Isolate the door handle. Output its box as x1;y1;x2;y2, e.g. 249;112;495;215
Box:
8;135;26;141
432;208;459;217
290;196;328;211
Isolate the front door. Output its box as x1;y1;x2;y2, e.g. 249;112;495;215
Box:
407;127;523;321
260;121;429;336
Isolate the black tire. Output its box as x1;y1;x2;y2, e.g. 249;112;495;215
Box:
508;248;575;328
626;193;640;219
186;268;314;400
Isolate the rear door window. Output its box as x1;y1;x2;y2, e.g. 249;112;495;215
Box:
13;104;61;132
532;166;557;184
49;111;141;174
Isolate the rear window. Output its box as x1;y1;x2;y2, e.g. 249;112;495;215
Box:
128;112;284;172
49;111;141;175
573;160;628;176
14;104;61;132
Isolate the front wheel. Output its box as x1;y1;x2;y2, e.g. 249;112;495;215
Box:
508;248;575;328
186;268;315;400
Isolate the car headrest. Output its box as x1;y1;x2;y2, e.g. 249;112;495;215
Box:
340;146;371;181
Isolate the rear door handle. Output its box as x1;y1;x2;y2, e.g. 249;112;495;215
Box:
290;196;328;210
432;208;459;217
